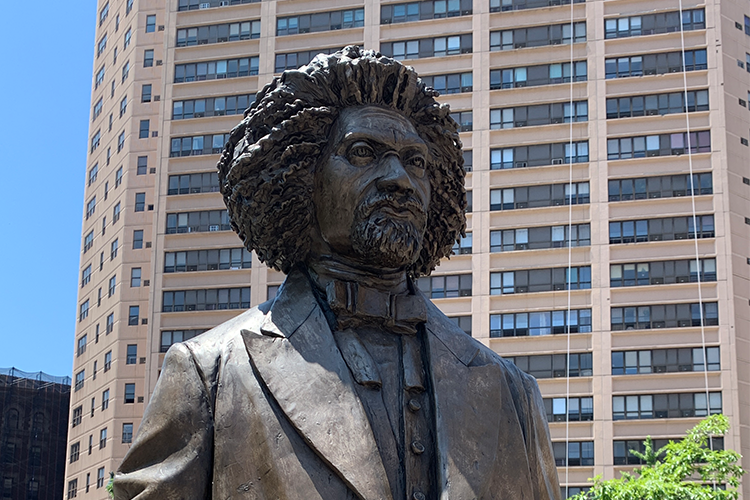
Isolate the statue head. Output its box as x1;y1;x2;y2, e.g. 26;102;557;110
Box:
217;45;466;277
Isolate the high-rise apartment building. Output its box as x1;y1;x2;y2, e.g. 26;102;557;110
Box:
68;0;750;497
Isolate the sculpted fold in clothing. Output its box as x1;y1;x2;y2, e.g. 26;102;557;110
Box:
114;270;561;500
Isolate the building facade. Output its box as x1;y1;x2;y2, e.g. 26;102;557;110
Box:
1;368;71;500
68;0;750;497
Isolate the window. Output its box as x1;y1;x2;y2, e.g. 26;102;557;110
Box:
452;233;472;254
110;238;118;260
88;436;92;454
164;247;252;272
416;274;472;298
167;173;220;195
111;79;116;97
119;95;127;117
135;156;148;176
178;0;259;9
608;173;712;200
450;110;473;131
166;210;231;233
104;351;112;371
96;467;105;488
126;344;137;364
506;352;592;378
613;392;722;420
490;266;591;295
609;215;714;244
490;0;583;12
553;441;594;466
612;346;720;375
131;267;142;287
97;33;108;57
81;264;92;287
381;0;471;23
275;48;339;72
115;166;123;187
605;9;705;39
126;0;134;14
146;15;156;32
448;316;472;335
610;302;719;330
72;406;82;427
131;229;144;250
128;306;140;325
491;22;586;51
614;437;723;465
107;274;116;297
122;423;134;443
134;192;145;212
491;141;588;170
95;65;105;88
117;130;125;151
267;285;280;300
490;61;587;90
70;442;80;463
174;57;260;83
90;130;101;152
83;230;94;253
610;258;716;287
106;314;114;334
177;20;261;46
606;90;709;118
160;329;208;352
380;34;472;60
124;383;136;403
99;428;107;449
79;300;89;322
421;72;473;94
491;224;590;252
123;28;132;49
93;98;103;120
113;202;121;223
490;101;588;129
491;309;592;337
489;182;589;210
99;3;109;25
144;49;154;67
139;120;150;139
172;94;255;120
169;133;232;157
75;370;85;391
67;479;78;499
162;288;251;312
543;396;593;422
605;49;707;78
276;9;364;36
607;131;711;159
77;335;87;356
122;61;130;82
142;84;152;103
113;46;118;64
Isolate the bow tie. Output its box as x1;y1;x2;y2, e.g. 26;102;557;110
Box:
325;280;427;335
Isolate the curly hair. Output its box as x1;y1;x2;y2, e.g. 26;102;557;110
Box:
217;45;466;276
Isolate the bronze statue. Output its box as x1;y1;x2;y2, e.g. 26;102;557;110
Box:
113;46;561;500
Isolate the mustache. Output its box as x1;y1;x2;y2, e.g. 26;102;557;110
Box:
356;193;427;222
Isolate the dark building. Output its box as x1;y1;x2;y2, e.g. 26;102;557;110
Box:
1;368;71;500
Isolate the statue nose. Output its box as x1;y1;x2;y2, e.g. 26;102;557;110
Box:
376;154;414;194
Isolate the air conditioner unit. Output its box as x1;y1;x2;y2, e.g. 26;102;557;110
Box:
199;2;210;8
551;117;563;124
156;60;163;66
552;158;564;165
514;42;526;48
514;81;527;87
220;0;229;4
515;161;527;168
145;242;152;248
154;95;161;101
514;121;527;127
143;280;150;286
209;224;220;231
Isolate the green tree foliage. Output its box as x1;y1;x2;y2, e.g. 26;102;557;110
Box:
572;415;745;500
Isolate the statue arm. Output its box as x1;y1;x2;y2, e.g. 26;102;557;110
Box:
521;373;563;500
113;343;214;500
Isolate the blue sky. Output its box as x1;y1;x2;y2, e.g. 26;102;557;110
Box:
0;1;96;377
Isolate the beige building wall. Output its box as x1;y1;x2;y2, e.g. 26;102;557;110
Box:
67;0;750;497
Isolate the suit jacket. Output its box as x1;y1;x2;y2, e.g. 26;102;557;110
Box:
113;269;562;500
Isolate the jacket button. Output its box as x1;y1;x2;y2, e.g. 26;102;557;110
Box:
413;492;426;500
411;441;425;455
408;399;421;412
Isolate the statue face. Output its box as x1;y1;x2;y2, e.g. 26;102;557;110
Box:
313;105;431;269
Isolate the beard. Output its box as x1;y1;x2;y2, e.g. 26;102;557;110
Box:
350;195;427;269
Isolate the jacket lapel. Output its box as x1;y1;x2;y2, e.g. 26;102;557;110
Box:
241;269;393;500
423;297;509;499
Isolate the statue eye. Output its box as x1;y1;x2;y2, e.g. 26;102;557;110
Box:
406;155;426;170
347;143;376;165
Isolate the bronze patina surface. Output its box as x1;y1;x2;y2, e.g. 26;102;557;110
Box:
113;46;561;500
